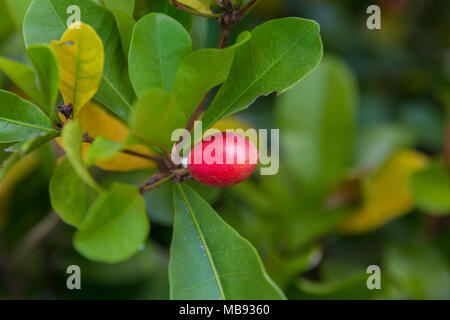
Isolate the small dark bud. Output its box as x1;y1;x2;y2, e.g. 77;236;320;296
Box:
58;103;73;120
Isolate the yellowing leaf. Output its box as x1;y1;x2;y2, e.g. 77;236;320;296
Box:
176;0;212;14
211;116;254;132
58;103;157;172
50;22;104;116
340;150;429;234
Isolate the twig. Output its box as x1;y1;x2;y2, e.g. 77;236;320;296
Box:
10;212;60;268
445;124;450;169
82;133;164;163
236;0;260;16
140;173;175;194
185;93;210;132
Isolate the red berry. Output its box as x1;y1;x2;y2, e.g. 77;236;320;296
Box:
188;132;259;187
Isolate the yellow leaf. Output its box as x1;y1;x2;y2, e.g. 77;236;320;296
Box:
50;22;104;116
340;150;429;234
57;103;157;172
211;116;253;132
177;0;212;14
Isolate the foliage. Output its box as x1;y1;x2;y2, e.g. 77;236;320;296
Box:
0;0;448;300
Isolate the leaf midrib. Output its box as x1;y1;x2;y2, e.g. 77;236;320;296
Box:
207;23;316;127
176;184;226;300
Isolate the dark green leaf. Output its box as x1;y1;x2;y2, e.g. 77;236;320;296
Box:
129;13;192;96
74;183;150;263
170;184;285;300
0;90;56;143
202;17;323;129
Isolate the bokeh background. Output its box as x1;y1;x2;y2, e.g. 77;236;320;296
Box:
0;0;449;299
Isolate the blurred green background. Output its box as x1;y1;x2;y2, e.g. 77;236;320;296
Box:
0;0;449;299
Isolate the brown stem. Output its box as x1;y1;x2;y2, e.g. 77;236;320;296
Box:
237;0;259;16
82;133;164;163
140;173;174;194
445;124;450;169
10;212;60;268
185;93;210;132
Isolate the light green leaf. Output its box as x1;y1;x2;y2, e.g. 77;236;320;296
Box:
26;44;60;120
173;31;251;118
129;13;192;96
0;130;58;182
85;136;123;167
0;90;56;143
0;56;48;109
49;157;97;227
111;10;136;59
74;183;149;263
410;159;450;215
202;17;323;129
170;184;285;300
276;55;357;193
129;88;186;150
23;0;134;120
61;119;102;192
102;0;135;16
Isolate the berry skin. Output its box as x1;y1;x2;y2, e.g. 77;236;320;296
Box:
188;132;259;187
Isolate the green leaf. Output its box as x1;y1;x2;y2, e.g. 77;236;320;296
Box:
0;131;58;182
26;44;60;120
0;90;56;143
410;159;450;215
170;184;285;300
0;56;48;109
4;0;33;28
129;88;186;150
0;2;14;44
49;157;97;227
202;17;323;129
23;0;134;120
144;0;192;31
74;183;149;263
111;10;136;59
176;0;213;14
173;31;251;118
102;0;135;16
85;136;123;167
275;55;357;194
61;119;102;192
129;13;192;96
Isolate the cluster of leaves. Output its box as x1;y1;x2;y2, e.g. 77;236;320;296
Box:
0;0;324;299
0;0;448;300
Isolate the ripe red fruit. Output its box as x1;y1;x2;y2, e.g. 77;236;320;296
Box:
188;132;259;187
